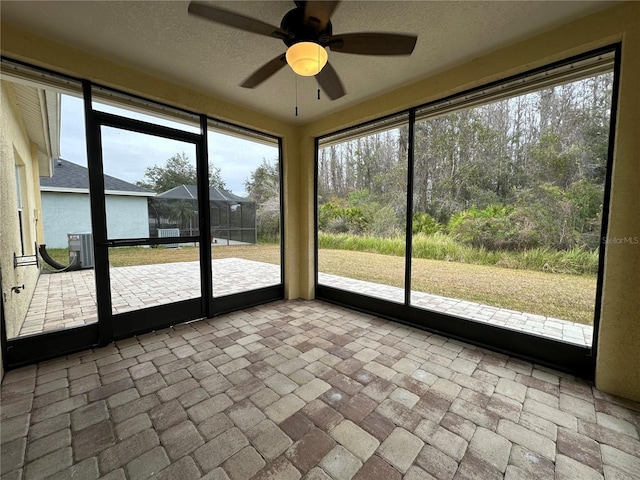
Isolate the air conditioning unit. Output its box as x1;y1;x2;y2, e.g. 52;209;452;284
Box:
158;228;180;248
68;233;94;269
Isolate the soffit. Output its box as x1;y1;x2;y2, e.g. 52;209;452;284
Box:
7;82;56;176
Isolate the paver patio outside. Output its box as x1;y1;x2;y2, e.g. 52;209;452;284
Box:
17;258;592;347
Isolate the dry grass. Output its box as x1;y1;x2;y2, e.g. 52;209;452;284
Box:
318;249;596;325
47;245;596;325
106;244;281;267
212;244;281;264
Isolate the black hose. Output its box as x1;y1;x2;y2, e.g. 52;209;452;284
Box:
38;244;80;272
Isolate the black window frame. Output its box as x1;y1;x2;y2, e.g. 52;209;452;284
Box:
0;56;286;368
315;44;621;379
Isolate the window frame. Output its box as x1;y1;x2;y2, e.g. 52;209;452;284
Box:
0;55;285;368
15;164;26;256
315;44;621;379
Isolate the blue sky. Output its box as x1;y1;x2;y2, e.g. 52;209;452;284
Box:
60;95;278;196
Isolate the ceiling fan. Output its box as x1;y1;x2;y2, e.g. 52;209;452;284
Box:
188;1;418;100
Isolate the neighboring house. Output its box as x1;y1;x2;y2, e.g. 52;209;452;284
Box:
40;159;154;248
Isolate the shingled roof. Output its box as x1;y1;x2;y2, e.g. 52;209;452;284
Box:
40;158;152;194
156;185;252;204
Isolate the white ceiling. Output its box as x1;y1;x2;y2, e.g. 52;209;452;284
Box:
1;1;615;124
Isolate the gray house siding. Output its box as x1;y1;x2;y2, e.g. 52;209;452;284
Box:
105;195;150;240
41;192;150;248
40;159;153;248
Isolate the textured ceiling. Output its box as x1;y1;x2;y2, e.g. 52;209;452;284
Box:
1;1;614;124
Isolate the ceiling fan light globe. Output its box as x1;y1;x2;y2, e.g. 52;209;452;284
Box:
286;42;328;76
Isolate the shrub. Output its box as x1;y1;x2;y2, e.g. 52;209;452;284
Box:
318;202;370;235
566;180;604;250
326;217;351;234
412;212;441;235
513;184;580;251
453;215;530;251
257;212;280;243
318;202;343;230
448;204;534;251
370;206;402;237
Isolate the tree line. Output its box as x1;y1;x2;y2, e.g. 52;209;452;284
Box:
318;72;613;252
133;70;613;251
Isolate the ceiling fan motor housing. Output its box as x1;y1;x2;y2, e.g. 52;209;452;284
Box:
280;6;332;47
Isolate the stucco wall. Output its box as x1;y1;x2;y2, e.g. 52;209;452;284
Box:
0;82;42;343
41;192;150;248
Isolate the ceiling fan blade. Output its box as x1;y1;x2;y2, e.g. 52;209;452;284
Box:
241;54;287;89
304;1;339;30
188;2;287;39
316;62;345;100
328;33;417;55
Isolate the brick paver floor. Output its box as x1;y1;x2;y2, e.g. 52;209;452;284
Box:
1;300;638;479
18;259;593;347
18;258;281;337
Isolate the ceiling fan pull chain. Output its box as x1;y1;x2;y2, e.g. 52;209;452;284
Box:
295;74;299;116
316;46;321;100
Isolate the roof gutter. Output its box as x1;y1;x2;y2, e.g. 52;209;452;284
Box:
40;186;156;197
38;89;60;177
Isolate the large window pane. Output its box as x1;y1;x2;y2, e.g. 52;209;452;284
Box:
101;126;201;314
318;115;409;302
411;71;614;346
101;127;198;240
1;69;99;337
207;122;281;297
108;244;201;314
